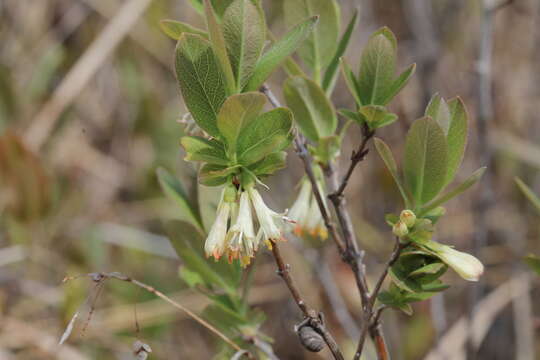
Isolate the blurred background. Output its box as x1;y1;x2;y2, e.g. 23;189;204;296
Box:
0;0;539;359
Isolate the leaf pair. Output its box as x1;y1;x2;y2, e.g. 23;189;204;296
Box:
180;92;293;186
339;105;398;131
342;27;415;107
375;95;483;211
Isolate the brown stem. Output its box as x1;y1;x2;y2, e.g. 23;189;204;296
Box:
270;242;344;360
329;124;375;200
355;238;403;359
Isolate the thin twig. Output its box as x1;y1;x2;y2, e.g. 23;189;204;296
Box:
270;243;345;360
329;124;375;199
356;238;404;360
271;243;309;316
63;272;252;359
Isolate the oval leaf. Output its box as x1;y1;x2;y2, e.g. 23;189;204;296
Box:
223;0;266;90
244;16;318;91
283;76;336;142
284;0;340;71
404;117;448;206
237;108;293;165
217;92;266;155
175;34;227;137
357;27;397;105
180;136;229;165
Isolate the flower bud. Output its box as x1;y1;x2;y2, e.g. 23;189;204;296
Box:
392;220;409;238
435;245;484;282
400;209;416;228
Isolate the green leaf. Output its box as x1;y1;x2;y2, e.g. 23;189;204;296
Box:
378;290;413;315
380;63;416;105
165;220;240;294
237;108;293;165
357;27;397;105
445;97;468;186
338;109;363;124
175;34;227;137
223;0;266;90
322;9;358;93
515;177;540;214
358;105;398;130
283;0;340;73
160;19;208;40
389;266;421;293
283;76;336;142
420;167;486;216
216;92;266;155
404;117;448;207
180;136;229;165
425;94;451;135
199;164;239;186
374;137;410;207
341;59;362;106
157;167;204;232
409;263;446;277
204;0;236;94
248;151;287;177
524;254;540;276
244;16;318;91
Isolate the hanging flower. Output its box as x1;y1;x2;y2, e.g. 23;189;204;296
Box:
287;179;311;236
248;186;292;249
423;241;484;281
226;190;257;267
287;178;328;240
304;198;328;239
204;189;233;260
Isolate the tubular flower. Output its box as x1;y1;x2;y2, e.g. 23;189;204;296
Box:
248;186;292;248
287;178;328;239
305;199;328;239
424;241;484;281
204;190;232;261
287;180;311;236
226;191;257;267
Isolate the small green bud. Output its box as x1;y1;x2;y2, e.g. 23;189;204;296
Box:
400;210;416;228
392;221;409;238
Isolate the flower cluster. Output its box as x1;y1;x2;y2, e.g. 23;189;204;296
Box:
287;178;328;240
204;185;293;267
